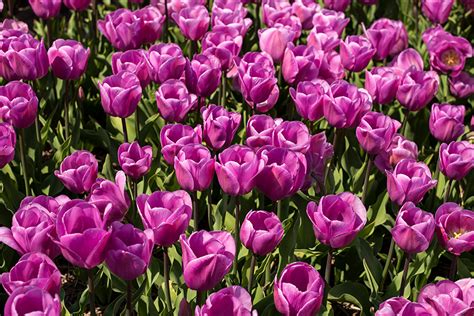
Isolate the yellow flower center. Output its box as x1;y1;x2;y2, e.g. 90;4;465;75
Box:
441;49;461;67
453;231;463;239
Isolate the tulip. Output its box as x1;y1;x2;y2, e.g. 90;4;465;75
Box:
63;0;91;10
98;71;142;118
0;81;38;129
174;144;215;191
307;192;367;248
375;297;410;316
259;26;295;63
29;0;61;19
97;9;143;51
237;52;275;78
180;230;235;290
201;28;243;71
439;141;474;181
418;279;473;315
0;122;15;169
146;43;186;84
324;80;372;129
195;286;255;316
201;105;241;151
19;195;65;215
47;39;90;80
156;79;197;123
112;49;150;87
449;72;474;99
185;53;222;97
134;6;164;45
429;104;466;143
356;111;401;155
435;203;474;256
240;210;283;256
160;124;202;165
302;132;334;191
292;0;319;30
396;69;439;112
4;286;61;316
366;18;408;60
306;29;340;52
318;50;345;83
87;171;131;227
340;35;376;72
246;114;281;150
386;159;437;205
118;142;152;180
290;80;331;121
0;19;29;33
374;134;419;172
421;0;454;24
137;190;192;246
256;146;307;201
56;199;111;269
324;0;350;11
262;0;292;28
54;150;98;194
0;252;61;295
272;120;311;153
212;11;252;37
377;301;433;315
312;8;349;36
105;222;153;280
364;67;401;105
390;48;424;73
274;262;325;316
172;5;210;41
282;44;323;84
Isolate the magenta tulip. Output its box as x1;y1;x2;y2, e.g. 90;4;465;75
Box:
364;67;401;105
0;81;38;128
0;122;15;169
118;141;153;180
429;104;466;143
160;124;202;165
240;210;283;256
302;132;334;191
312;9;349;36
438;141;474;181
282;44;323;85
63;0;91;10
185;53;222;97
324;0;350;11
375;297;410;316
390;48;424;73
29;0;61;19
54;150;98;194
418;279;474;315
201;28;243;71
318;50;345;83
195;286;255;316
449;72;474;99
366;18;408;60
134;6;164;45
48;39;90;80
396;69;439;112
356;111;401;155
4;286;61;316
290;80;331;121
340;35;375;72
146;43;186;84
156;79;197;123
421;0;454;24
435;203;474;256
98;71;142;118
97;9;143;51
272;120;311;153
374;134;419;172
172;5;210;41
201;104;241;151
292;0;319;30
259;26;295;63
112;49;150;87
246;114;282;150
174;144;215;191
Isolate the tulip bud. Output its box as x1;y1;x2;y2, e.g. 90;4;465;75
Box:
118;142;153;180
272;120;311;153
201;105;241;151
195;286;255;316
98;71;142;118
366;18;408;60
174;144;215;191
172;5;210;41
259;26;295;63
356;111;401;155
54;150;98;194
0;81;38;128
396;69;439;112
429;104;466;143
29;0;61;19
185;54;222;97
364;67;401;105
147;43;186;84
421;0;454;24
160;124;202;165
112;49;150;87
63;0;91;11
439;141;474;181
48;39;90;80
156;79;197;123
240;210;283;256
290;80;331;122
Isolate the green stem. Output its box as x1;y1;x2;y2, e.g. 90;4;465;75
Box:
122;117;129;143
196;291;204;307
164;0;169;42
19;129;31;196
135;109;140;142
323;128;339;194
264;256;272;284
88;269;96;316
325;248;333;286
132;180;138;223
126;280;133;316
276;200;282;219
449;255;458;280
248;254;257;292
64;80;70;140
444;180;452;203
46;19;53;47
35;117;41;144
208;179;213;228
233;196;240;274
255;0;260;36
381;239;395;291
7;0;14;17
163;248;172;313
361;155;372;204
192;191;199;231
401;110;409;136
399;254;411;296
221;71;227;107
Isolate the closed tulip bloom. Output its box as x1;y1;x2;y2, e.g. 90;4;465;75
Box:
262;0;292;28
202;28;243;71
312;9;349;36
386;159;437;205
340;35;376;72
429;104;465;142
54;150;98;194
201;105;241;151
47;39;90;80
237;51;275;78
240;210;283;256
19;195;65;215
29;0;61;19
118;142;152;180
56;200;111;269
196;286;255;316
98;71;142;118
256;146;307;201
356;111;401;155
272;120;311;153
137;190;192;246
290;80;331;121
418;280;473;315
302;132;334;191
87;171;131;227
396;70;439;112
105;222;153;280
282;44;323;84
180;230;235;291
0;81;38;128
375;297;410;316
421;0;454;24
259;26;295;63
365;67;401;105
435;203;474;256
4;286;61;316
324;0;350;11
212;12;252;37
292;0;319;30
246;114;282;150
0;123;15;169
449;72;474;99
146;43;186;84
374;134;419;172
439;141;474;180
306;29;340;52
0;33;48;81
156;79;197;123
174;144;215;191
366;18;408;60
97;9;143;51
63;0;91;10
318;50;345;83
134;6;164;45
307;192;367;248
160;124;202;165
112;49;150;87
0;252;61;295
274;262;325;316
391;202;435;254
185;54;222;97
324;80;372;129
390;48;424;73
172;5;210;41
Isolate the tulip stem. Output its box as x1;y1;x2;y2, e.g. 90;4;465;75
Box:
413;0;419;39
444;179;452;203
131;180;138;223
276;200;282;219
126;280;133;315
361;155;372;204
401;110;409;136
64;80;70;140
381;239;395;291
233;196;241;275
325;248;333;286
399;254;411;296
248;253;257;292
88;269;96;316
122;117;129;143
221;71;227;107
163;248;172;312
449;255;458;280
18;129;31;196
192;191;199;230
164;0;169;42
135;109;140;142
255;0;260;36
46;19;53;47
7;0;13;17
196;291;204;307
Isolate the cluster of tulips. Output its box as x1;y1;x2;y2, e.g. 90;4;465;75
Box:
0;0;473;314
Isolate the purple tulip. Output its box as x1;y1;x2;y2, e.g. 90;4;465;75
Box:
0;252;61;295
160;124;202;165
324;80;372;129
236;50;276;79
418;279;474;315
386;159;437;205
256;146;307;201
240;210;283;256
174;144;215;191
324;0;350;11
202;28;243;71
87;171;131;227
302;132;334;191
56;199;111;268
195;286;255;316
201;105;241;151
29;0;61;19
396;69;439;112
292;0;319;30
307;192;367;248
421;0;454;24
212;11;252;37
356;111;401;155
439;141;474;181
272;120;311;153
0;122;15;169
0;19;29;35
97;9;143;51
180;230;235;291
98;71;142;118
19;195;66;215
63;0;91;11
306;29;340;52
54;150;98;194
137;190;192;247
365;67;401;105
340;35;376;72
290;80;330;122
172;5;210;41
118;142;152;180
0;33;48;81
375;297;410;316
449;72;474;99
156;79;197;123
4;286;61;316
318;50;345;83
0;81;38;128
112;49;150;87
374;134;419;172
429;104;466;143
185;53;222;97
274;262;325;316
282;44;323;85
390;48;424;73
246;114;282;150
391;202;435;254
366;18;408;60
134;6;164;45
105;222;153;280
259;26;295;63
47;39;90;80
146;43;186;84
262;0;292;28
435;203;474;256
312;8;349;36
